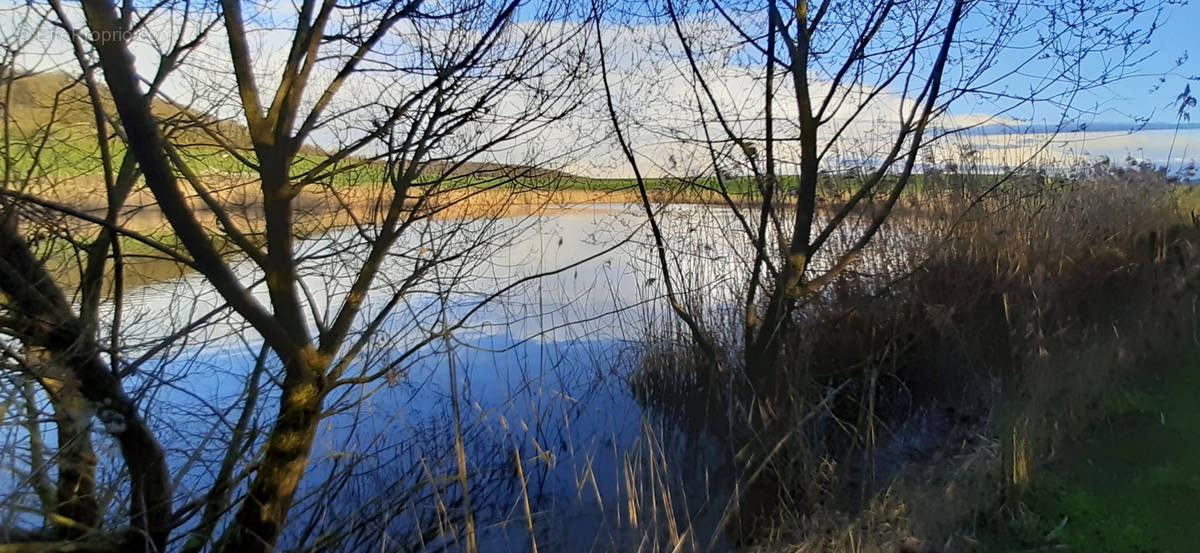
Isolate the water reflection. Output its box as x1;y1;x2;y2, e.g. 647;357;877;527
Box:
101;203;738;551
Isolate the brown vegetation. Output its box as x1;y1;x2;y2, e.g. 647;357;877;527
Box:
629;169;1199;551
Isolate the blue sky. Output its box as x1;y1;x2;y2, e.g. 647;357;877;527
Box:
1;0;1195;174
585;0;1200;175
1097;1;1197;126
993;0;1199;170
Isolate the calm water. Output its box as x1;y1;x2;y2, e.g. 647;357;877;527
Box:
101;203;742;551
4;202;925;551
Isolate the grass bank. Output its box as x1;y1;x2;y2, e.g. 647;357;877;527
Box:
984;347;1200;553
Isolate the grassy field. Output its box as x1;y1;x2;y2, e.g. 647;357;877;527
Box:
989;348;1200;553
12;72;1197;203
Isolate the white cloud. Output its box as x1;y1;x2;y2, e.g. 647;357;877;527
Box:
1;3;1183;179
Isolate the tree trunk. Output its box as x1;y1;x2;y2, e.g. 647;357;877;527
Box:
37;362;102;534
214;350;327;553
0;221;172;553
50;390;100;535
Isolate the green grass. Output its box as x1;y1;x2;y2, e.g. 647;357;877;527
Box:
997;349;1200;553
9;126;581;191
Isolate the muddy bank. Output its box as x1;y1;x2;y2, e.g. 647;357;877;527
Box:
33;177;647;235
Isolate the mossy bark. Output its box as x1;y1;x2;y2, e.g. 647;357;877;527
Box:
214;350;327;553
0;221;171;552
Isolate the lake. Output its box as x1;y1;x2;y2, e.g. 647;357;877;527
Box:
3;200;930;551
98;203;753;552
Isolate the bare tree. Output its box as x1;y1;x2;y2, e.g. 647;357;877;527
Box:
53;0;595;551
0;5;214;548
598;0;1170;408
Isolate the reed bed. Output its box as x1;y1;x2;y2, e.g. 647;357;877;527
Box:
623;163;1199;552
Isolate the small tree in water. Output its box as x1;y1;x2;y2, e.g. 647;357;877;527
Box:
598;0;1172;413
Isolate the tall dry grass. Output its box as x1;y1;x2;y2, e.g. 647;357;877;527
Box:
625;163;1199;552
